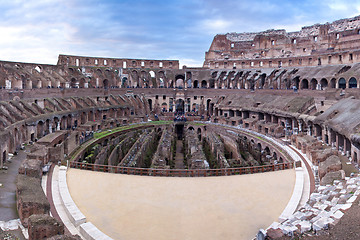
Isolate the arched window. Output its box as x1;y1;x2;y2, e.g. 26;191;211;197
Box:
338;78;346;89
301;79;309;89
349;77;357;88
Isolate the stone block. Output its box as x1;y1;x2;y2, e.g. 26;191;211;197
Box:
320;170;344;186
28;214;64;240
16;175;50;227
346;195;357;204
319;155;341;179
313;217;334;231
298;221;311;232
331;210;344;220
18;159;43;179
266;228;284;239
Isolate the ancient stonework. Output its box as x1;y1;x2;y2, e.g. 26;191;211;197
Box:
27;214;64;240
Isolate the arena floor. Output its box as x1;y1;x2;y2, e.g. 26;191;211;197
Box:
67;168;295;240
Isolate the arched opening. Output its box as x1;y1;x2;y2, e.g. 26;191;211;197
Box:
338;78;346;89
201;80;207;88
354;152;358;164
330;78;336;88
161;102;168;112
273;152;278;161
60;116;66;130
70;78;78;88
81;112;86;124
79;78;86;88
310;78;317;90
349;77;357;88
175;74;185;88
175;99;185;115
257;143;262;151
292;77;300;90
320;78;328;89
301;79;309;89
193;80;199;88
259;74;266;89
208;79;215;89
122;77;128;88
148;99;153;111
103;79;109;89
37;121;44;139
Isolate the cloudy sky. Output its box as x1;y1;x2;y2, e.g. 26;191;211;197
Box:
1;0;360;67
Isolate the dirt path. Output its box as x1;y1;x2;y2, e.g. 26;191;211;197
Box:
0;150;27;221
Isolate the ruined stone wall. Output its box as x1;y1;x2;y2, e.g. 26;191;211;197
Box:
57;54;179;69
204;15;360;69
184;128;208;169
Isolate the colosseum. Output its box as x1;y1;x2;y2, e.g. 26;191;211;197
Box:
2;15;360;240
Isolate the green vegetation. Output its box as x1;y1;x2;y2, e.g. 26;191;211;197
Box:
93;121;171;139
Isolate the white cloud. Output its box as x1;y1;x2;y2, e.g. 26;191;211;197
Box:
178;58;204;68
199;19;233;34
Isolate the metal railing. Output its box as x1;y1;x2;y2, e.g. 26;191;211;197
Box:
69;161;294;177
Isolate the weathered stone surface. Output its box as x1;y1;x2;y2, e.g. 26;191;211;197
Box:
18;158;43;178
320;170;344;186
16;175;50;227
266;227;284;239
28;214;64;240
319;155;342;179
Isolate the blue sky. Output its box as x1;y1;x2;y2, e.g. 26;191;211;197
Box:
0;0;360;67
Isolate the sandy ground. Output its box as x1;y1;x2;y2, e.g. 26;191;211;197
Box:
67;169;295;240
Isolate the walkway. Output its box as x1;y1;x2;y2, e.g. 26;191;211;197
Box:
67;168;295;240
42;165;84;238
174;140;185;169
0;150;27;221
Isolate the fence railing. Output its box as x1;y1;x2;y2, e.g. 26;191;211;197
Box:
69;161;294;177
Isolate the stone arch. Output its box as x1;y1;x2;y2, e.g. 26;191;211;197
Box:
330;78;336;88
175;74;185;88
37;121;44;139
103;79;109;89
81;112;87;124
209;79;215;88
79;78;86;88
301;79;309;89
201;80;207;88
60;116;67;130
310;78;317;90
131;70;139;87
197;128;202;141
349;77;357;88
320;78;328;89
292;77;300;89
257;142;262;151
70;78;78;88
161;102;167;112
273;152;278;161
258;73;266;89
338;78;346;89
193;80;199;88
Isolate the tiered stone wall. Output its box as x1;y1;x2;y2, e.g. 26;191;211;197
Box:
204;15;360;69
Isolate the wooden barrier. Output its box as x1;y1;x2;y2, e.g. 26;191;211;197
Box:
69;161;294;177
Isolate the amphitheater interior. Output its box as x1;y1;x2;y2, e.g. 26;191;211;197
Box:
2;15;360;240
